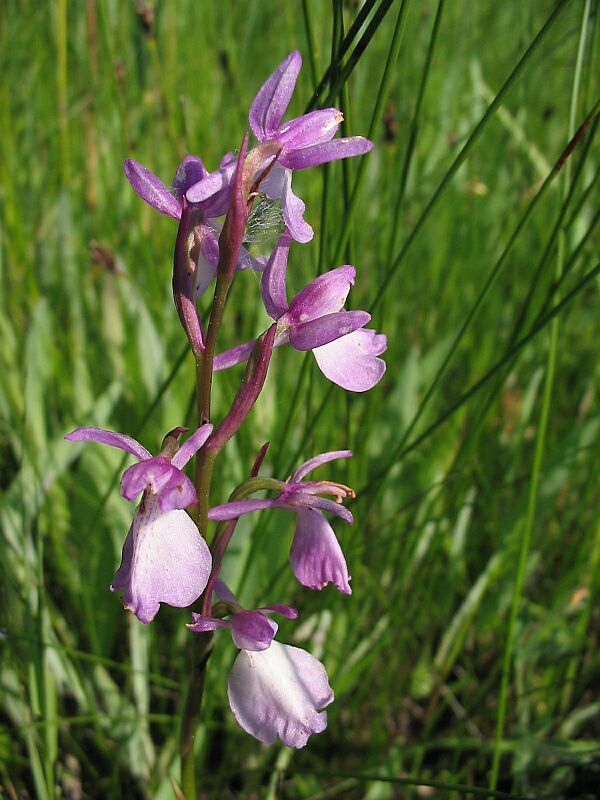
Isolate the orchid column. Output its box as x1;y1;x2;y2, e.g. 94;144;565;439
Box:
66;51;385;799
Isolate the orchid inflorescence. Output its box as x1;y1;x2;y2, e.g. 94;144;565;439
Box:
66;52;386;757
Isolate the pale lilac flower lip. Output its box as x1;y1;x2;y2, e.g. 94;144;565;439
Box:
213;231;387;392
208;451;354;594
187;581;331;747
228;641;334;748
65;425;214;623
111;499;212;624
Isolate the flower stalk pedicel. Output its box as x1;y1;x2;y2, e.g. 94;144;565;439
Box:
66;50;385;798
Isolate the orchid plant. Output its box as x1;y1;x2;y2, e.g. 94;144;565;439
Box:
67;51;386;797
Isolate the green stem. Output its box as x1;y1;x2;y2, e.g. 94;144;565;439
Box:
489;1;591;787
180;632;214;799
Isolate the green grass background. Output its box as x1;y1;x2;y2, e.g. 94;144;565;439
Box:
1;0;599;797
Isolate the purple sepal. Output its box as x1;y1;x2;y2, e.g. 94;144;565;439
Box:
213;340;257;372
171;423;213;468
287;265;355;322
231;611;278;651
208;497;279;521
261;231;292;319
249;51;302;140
276;108;341;151
289;310;371;351
290;509;352;594
228;641;334;748
111;498;211;623
173;198;206;355
123;159;181;219
65;427;151;461
291;450;352;482
281;136;374;171
187;615;231;634
259;604;298;619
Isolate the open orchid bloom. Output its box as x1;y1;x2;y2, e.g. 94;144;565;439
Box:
65;425;213;623
124;156;263;296
186;51;373;243
208;451;354;593
213;231;387;392
188;582;332;747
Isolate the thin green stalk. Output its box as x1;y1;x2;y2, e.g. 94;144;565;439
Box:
489;2;591;787
55;0;69;187
304;0;384;111
371;0;570;314
333;0;411;264
385;0;444;263
301;0;320;90
368;259;600;489
281;0;573;473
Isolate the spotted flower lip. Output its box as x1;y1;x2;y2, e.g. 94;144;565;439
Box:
213;231;387;392
208;451;354;594
65;425;214;622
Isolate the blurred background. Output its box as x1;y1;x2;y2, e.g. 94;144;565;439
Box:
1;0;599;797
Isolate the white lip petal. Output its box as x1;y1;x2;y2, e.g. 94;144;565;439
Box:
111;498;211;624
228;641;334;748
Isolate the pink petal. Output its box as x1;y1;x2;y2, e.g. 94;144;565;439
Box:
120;456;174;501
289;310;370;351
258;604;298;619
208;498;278;521
187;615;231;634
110;500;211;624
65;427;151;461
172;156;208;195
213;340;258;372
228;641;333;748
157;469;197;511
262;167;313;244
249;51;302;140
281;136;374;170
276;108;342;150
313;328;387;392
261;231;291;319
291;450;352;483
231;611;278;651
171;424;213;469
288;266;355;323
287;493;354;525
123;159;182;219
185;159;237;206
290;509;351;594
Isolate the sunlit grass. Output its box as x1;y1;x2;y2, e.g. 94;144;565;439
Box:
1;0;599;797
